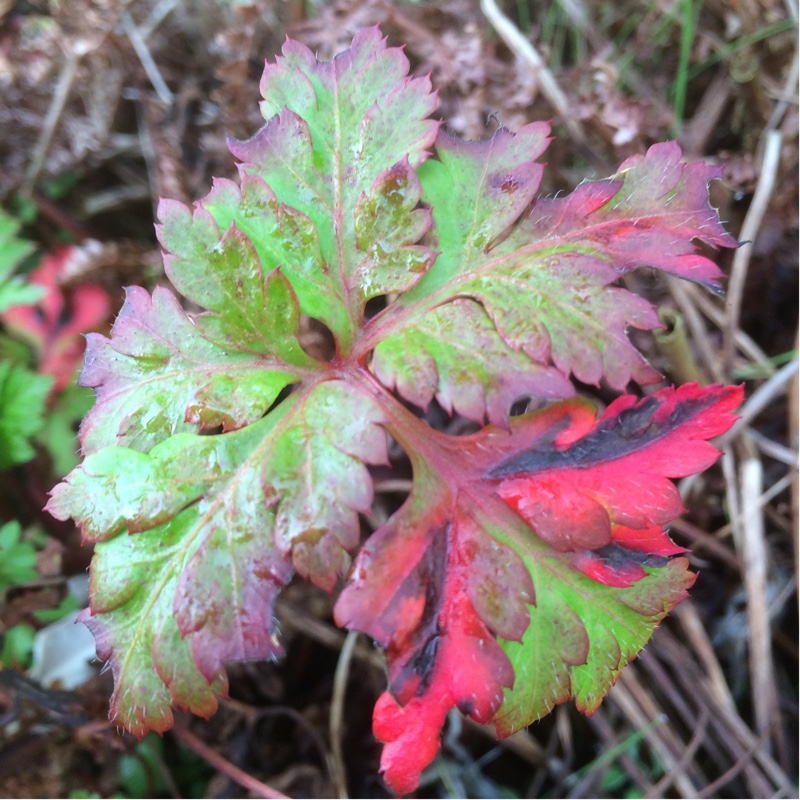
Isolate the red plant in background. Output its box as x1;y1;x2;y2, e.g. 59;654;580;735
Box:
2;244;111;394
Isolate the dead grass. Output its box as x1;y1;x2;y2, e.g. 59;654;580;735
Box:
0;0;796;797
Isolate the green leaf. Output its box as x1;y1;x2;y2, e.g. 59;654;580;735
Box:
1;622;36;669
78;283;307;455
0;361;53;468
32;593;80;623
372;298;574;427
51;381;387;732
0;209;44;313
224;27;440;346
496;559;692;733
0;520;38;589
372;137;737;402
36;383;95;477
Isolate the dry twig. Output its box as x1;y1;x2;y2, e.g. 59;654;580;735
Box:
120;10;174;105
171;723;290;799
479;0;590;151
734;456;785;761
723;130;783;377
329;630;359;799
22;49;81;195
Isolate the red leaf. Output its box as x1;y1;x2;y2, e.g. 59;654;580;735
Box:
337;489;529;794
491;383;743;565
521;141;737;290
2;245;111;393
336;383;741;793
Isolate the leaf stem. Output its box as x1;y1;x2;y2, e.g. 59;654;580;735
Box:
654;307;707;386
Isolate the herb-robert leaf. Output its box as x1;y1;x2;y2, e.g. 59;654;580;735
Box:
47;27;741;795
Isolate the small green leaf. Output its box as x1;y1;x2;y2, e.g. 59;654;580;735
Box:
1;623;36;668
0;521;38;589
32;593;80;623
0;209;43;313
36;383;95;477
0;361;53;468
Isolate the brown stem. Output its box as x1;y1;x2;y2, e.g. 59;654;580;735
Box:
171;722;290;800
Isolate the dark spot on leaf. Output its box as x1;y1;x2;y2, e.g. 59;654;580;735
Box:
500;176;518;194
388;524;448;699
411;630;441;695
489;391;721;476
594;542;668;570
616;396;661;438
574;542;671;587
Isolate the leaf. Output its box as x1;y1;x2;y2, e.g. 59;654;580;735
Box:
222;26;440;347
336;383;742;793
489;383;742;562
2;244;111;393
0;209;43;313
78;281;307;455
0;360;53;468
49;27;435;739
0;521;39;590
44;28;740;797
35;383;95;476
49;381;387;732
370;136;737;406
1;623;36;669
371;298;574;427
336;464;532;795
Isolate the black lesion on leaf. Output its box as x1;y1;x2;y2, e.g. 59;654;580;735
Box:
409;629;442;695
487;391;718;477
388;523;448;699
585;542;669;571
